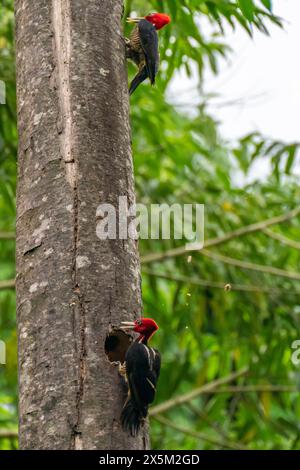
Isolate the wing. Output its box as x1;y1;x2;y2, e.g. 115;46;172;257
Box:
144;348;161;405
152;348;161;382
138;19;159;85
129;66;148;95
125;342;160;411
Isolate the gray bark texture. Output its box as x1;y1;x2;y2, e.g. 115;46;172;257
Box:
15;0;148;450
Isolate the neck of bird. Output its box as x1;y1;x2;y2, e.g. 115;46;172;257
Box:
138;334;147;345
137;333;153;345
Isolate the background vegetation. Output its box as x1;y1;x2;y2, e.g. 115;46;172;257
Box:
0;0;299;449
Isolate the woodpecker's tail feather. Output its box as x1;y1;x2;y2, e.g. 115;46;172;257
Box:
121;397;148;436
129;66;149;95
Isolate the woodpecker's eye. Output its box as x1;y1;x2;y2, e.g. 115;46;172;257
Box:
136;319;142;326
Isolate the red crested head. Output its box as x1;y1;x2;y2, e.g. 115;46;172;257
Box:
120;317;159;342
133;318;159;336
145;13;171;30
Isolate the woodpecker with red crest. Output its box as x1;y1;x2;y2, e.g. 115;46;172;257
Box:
119;318;161;436
126;13;171;95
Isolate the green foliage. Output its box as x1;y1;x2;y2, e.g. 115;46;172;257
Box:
127;0;300;450
124;0;282;85
236;133;300;179
0;0;17;450
0;0;299;450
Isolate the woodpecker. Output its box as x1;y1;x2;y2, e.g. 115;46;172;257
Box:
119;318;161;436
126;13;171;95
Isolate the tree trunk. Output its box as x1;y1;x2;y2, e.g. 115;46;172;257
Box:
15;0;148;450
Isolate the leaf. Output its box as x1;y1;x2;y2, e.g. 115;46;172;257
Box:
285;145;297;175
166;0;177;19
239;0;255;21
261;0;272;11
261;391;271;417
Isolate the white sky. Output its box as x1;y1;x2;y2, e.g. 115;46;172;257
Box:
169;0;300;144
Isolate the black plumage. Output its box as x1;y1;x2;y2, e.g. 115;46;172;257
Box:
127;19;160;95
138;20;159;84
121;342;161;436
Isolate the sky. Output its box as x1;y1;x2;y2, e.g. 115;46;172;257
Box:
169;0;300;144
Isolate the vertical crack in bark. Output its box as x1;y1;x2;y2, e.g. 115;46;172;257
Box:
52;0;87;450
71;190;88;451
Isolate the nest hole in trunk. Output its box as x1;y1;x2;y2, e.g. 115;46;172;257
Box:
104;329;133;363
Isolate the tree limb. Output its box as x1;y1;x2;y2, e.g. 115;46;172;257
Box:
0;430;18;438
149;367;248;417
0;279;15;290
0;232;15;240
205;385;298;393
201;249;300;281
263;229;300;250
142;269;300;295
142;206;300;264
186;402;229;441
153;415;247;450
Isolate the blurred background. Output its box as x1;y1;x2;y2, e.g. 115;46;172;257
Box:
0;0;300;450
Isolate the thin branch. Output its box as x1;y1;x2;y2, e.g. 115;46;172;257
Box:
186;402;230;441
153;415;247;450
207;385;298;394
263;229;300;251
0;430;18;439
201;249;300;281
149;367;248;417
0;279;15;290
142;206;300;264
142;269;300;295
0;231;15;240
204;207;300;249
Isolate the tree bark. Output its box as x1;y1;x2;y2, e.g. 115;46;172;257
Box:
15;0;148;450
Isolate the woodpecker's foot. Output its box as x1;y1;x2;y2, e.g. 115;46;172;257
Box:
124;38;132;59
118;362;127;378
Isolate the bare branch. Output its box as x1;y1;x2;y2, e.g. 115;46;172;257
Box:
0;430;18;439
186;402;229;441
207;385;298;394
0;232;15;240
263;229;300;251
0;279;15;290
142;206;300;264
153;415;247;450
204;206;300;249
201;249;300;281
149;367;248;417
142;269;300;295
